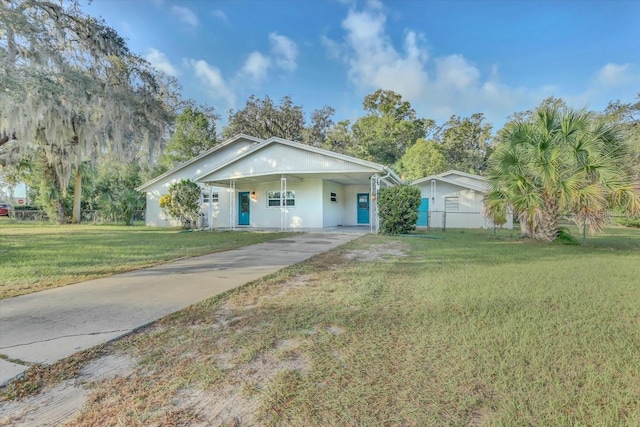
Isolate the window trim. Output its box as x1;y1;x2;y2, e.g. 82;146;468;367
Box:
444;196;459;211
202;191;219;204
267;190;295;207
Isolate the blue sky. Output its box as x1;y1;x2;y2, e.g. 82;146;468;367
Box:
84;0;640;130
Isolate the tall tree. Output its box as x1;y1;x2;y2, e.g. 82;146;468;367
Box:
302;106;335;147
223;95;305;141
223;95;335;146
0;0;172;223
399;138;447;181
160;106;219;169
485;104;640;241
602;94;640;180
351;90;433;166
437;113;493;174
323;120;353;155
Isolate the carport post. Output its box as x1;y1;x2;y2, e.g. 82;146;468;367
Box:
280;176;287;232
229;180;236;230
208;184;213;230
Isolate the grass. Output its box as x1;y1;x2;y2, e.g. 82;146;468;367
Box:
0;221;291;299
3;225;640;425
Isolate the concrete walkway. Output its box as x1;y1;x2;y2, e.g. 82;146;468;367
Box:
0;232;362;386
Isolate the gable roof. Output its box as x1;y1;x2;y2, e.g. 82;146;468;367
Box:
136;134;264;191
412;170;487;193
437;170;488;182
196;136;402;185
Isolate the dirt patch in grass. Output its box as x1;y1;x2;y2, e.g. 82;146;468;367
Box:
0;354;136;426
38;267;321;426
174;345;309;426
343;241;409;262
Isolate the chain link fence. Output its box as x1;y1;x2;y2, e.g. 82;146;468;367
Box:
10;209;145;224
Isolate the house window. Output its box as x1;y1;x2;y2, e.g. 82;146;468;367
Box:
444;196;459;211
202;192;219;204
330;192;338;203
267;190;295;207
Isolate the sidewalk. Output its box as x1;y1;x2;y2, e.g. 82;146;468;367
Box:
0;233;361;386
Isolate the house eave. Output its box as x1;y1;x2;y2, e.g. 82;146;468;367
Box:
412;174;487;193
136;134;265;192
196;136;399;184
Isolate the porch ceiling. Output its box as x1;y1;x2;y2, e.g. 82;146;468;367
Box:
202;172;375;187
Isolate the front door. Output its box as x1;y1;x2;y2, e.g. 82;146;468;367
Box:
238;192;250;225
357;193;369;224
417;198;429;226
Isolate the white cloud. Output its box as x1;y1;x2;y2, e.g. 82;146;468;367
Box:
594;63;633;87
324;3;555;124
338;5;429;98
563;63;640;111
269;33;298;71
171;5;199;28
435;55;480;90
188;59;235;108
237;33;298;84
321;35;346;61
241;52;272;82
212;9;228;23
145;48;179;77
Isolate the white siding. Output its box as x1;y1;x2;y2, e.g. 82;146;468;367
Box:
200;143;375;182
322;180;345;227
416;179;513;229
143;139;258;226
231;179;324;229
439;172;487;190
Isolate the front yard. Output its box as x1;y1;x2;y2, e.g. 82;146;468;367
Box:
0;222;289;299
3;226;639;425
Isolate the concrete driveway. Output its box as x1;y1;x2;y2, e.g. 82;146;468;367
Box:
0;232;361;385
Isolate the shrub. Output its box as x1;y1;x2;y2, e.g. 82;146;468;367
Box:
554;227;580;245
13;205;38;211
378;185;421;235
159;180;201;228
616;217;640;228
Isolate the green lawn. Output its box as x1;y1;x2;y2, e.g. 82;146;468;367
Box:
0;221;290;299
42;226;640;426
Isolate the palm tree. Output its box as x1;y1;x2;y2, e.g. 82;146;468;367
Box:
485;105;640;241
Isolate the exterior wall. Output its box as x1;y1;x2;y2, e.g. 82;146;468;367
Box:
343;185;371;226
322;180;345;227
416;180;513;229
145;192;173;227
146;185;230;227
203;186;231;229
143;139;257;226
233;178;324;229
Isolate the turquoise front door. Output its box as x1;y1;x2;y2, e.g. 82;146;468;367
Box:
417;198;429;226
238;192;250;225
357;193;370;224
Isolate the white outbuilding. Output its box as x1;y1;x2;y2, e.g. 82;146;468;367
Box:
412;170;513;229
137;134;402;231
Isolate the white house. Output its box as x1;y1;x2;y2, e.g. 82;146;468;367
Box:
412;170;513;229
137;134;402;231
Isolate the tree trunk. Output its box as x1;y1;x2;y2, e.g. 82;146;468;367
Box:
53;199;66;225
71;168;82;224
533;193;561;241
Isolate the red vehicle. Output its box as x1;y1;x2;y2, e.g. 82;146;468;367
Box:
0;203;12;216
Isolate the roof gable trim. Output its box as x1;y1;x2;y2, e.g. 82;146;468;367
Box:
136;134;264;191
